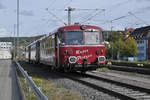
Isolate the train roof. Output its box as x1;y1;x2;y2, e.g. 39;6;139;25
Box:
58;24;103;31
25;24;103;48
26;34;47;48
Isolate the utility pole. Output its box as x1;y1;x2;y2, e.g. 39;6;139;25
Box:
17;0;19;58
65;7;75;25
14;24;16;59
65;7;105;25
110;21;113;60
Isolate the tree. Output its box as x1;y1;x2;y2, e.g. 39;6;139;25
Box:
124;37;137;57
105;31;137;60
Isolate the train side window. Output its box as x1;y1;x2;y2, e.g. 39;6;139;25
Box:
84;31;100;45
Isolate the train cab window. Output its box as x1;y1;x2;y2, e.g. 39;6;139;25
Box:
67;31;83;45
62;31;83;45
84;31;100;45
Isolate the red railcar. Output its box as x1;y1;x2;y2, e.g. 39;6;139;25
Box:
25;24;105;72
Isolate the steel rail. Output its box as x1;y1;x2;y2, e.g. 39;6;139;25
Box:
85;72;150;100
58;71;150;100
108;65;150;75
57;72;136;100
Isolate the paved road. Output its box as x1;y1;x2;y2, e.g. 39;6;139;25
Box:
0;60;23;100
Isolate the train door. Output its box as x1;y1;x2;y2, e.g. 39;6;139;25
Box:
28;46;31;63
36;41;40;63
55;33;60;68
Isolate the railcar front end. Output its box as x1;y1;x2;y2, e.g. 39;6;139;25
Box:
58;25;106;72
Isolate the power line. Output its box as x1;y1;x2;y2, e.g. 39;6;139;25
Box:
64;7;105;25
128;12;149;26
80;9;105;24
47;0;57;9
46;8;67;26
63;0;73;10
75;10;97;22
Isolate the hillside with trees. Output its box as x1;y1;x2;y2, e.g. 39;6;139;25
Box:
0;35;44;46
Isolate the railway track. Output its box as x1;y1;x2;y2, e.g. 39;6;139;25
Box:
107;65;150;75
20;61;150;100
59;72;150;100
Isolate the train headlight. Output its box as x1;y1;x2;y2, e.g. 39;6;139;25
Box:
69;56;77;64
98;56;106;62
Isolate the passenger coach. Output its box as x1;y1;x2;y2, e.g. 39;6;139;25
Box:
25;24;106;73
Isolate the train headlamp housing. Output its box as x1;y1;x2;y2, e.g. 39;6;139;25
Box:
96;50;99;55
65;50;73;56
80;25;86;30
96;49;104;55
98;56;106;62
69;56;77;64
100;49;103;54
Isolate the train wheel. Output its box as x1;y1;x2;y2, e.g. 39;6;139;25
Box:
81;70;86;74
64;65;71;72
51;66;56;72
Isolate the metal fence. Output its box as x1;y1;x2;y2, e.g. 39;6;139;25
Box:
15;61;48;100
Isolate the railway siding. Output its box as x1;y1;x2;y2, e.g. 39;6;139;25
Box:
58;71;150;100
108;65;150;75
83;72;150;100
89;71;150;91
110;61;150;68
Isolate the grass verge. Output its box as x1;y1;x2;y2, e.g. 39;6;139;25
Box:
97;67;109;72
16;64;82;100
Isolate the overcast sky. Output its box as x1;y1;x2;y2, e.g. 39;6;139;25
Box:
0;0;150;37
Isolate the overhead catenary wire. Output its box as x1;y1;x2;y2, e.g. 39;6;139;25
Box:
128;12;149;26
80;9;105;24
45;0;150;30
64;7;105;25
80;0;130;25
77;10;99;22
46;8;67;26
63;0;73;10
95;5;150;25
47;0;57;9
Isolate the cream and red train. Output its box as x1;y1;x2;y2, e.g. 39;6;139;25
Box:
25;24;106;72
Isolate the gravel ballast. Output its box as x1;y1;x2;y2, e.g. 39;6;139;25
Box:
19;61;119;100
48;72;119;100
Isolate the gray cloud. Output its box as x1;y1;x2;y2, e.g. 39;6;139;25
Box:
133;6;150;14
135;0;150;2
0;2;5;9
20;10;34;16
143;0;150;1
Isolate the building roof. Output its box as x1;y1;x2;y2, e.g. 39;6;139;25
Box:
124;28;134;36
130;26;150;39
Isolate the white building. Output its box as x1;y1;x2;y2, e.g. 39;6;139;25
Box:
0;42;12;59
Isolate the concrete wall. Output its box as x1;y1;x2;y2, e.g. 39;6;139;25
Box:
0;50;12;59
